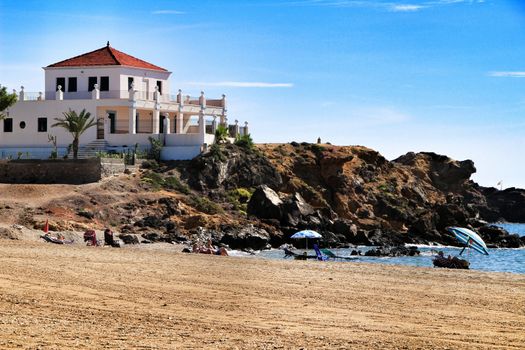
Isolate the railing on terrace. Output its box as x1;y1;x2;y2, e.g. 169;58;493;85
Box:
22;92;44;101
23;90;225;108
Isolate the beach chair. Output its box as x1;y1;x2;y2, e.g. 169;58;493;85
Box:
313;244;329;261
321;248;338;260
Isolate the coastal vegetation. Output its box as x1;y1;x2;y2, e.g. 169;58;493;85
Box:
0;85;17;119
51;109;96;159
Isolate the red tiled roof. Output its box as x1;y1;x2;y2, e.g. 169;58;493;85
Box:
47;44;168;72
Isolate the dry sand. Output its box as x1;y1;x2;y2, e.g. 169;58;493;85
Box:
0;239;524;349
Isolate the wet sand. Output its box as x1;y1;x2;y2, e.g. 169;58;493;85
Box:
0;240;524;349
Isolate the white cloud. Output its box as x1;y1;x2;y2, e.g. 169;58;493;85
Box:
489;71;525;78
186;81;294;88
152;10;186;15
390;4;426;12
283;0;485;12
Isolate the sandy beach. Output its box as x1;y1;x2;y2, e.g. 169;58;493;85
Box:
0;240;524;349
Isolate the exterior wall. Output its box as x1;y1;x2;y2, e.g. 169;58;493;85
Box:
3;99;130;147
44;66;171;100
161;146;202;160
0;158;101;184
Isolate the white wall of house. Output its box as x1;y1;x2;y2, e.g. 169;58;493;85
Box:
44;66;171;100
1;99;126;147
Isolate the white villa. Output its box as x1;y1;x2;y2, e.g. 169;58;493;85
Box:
1;43;247;160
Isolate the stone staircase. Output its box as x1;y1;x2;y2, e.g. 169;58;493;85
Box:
68;140;108;159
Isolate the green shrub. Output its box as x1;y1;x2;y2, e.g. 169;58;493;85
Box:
141;170;191;195
189;195;223;215
141;171;164;190
140;159;159;169
164;176;191;194
234;134;254;149
148;136;162;161
226;187;254;213
209;143;227;162
310;144;325;153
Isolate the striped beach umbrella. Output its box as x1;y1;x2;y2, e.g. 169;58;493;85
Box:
447;227;489;256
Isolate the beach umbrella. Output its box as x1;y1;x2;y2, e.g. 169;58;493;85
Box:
447;227;489;256
290;230;322;250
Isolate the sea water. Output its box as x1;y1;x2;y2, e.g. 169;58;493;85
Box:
256;223;525;274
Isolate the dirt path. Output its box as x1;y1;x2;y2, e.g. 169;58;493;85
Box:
0;240;524;349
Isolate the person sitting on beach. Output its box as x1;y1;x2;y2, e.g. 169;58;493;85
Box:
104;228;114;246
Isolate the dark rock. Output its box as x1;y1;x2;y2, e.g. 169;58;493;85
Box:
247;185;283;220
328;219;358;242
142;232;162;242
364;245;420;257
478;225;524;248
482;188;525;222
119;234;139;245
220;225;270;250
186;144;282;191
134;215;163;229
78;210;95;220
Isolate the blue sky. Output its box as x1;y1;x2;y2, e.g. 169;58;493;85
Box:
1;0;524;188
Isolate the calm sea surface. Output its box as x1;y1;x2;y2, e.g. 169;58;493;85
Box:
253;223;525;274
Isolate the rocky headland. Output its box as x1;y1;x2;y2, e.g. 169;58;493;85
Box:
1;142;524;251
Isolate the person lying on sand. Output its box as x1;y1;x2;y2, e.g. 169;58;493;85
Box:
192;240;228;256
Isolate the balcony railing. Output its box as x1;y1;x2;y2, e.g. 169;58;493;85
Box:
22;90;226;108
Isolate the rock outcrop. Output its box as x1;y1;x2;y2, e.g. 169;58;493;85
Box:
118;142;524;250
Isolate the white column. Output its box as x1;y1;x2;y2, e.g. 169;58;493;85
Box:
164;114;171;135
199;91;206;109
212;116;217;134
56;86;63;100
128;83;136;102
92;84;100;100
129;106;136;134
244;121;249;136
234;119;240;137
198;111;206;144
198;111;205;135
176;111;183;134
153;109;160;134
153;86;160;102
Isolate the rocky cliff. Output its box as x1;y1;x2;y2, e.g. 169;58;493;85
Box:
6;142;522;250
180;143;525;249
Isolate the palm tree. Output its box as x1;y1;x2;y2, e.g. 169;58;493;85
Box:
214;124;229;144
0;85;18;120
52;109;96;159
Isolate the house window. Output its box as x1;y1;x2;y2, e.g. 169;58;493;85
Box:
3;118;13;132
19;121;26;129
100;76;109;91
88;77;98;91
156;80;162;94
37;117;47;132
56;77;65;91
128;77;134;90
68;77;77;92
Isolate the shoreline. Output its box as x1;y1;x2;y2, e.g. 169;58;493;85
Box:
1;239;524;349
3;222;525;274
